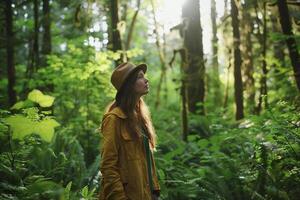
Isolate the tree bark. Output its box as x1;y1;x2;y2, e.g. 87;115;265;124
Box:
41;0;51;66
270;10;285;91
241;5;255;114
5;0;17;107
270;13;285;65
180;49;189;142
277;0;300;91
230;0;244;120
221;0;230;112
33;0;39;70
125;0;141;50
120;2;128;22
256;2;268;115
169;49;188;142
182;0;205;114
109;0;123;66
210;0;221;106
223;48;231;111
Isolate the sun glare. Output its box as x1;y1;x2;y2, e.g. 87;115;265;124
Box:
156;0;186;31
156;0;225;55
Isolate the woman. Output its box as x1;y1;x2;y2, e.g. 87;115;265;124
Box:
98;62;160;200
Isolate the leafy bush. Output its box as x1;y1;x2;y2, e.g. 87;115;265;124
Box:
0;90;97;199
153;100;300;200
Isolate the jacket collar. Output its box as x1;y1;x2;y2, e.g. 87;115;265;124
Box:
108;107;127;119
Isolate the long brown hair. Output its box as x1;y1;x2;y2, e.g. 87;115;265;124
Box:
105;69;157;149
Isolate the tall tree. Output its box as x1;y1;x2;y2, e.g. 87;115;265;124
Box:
270;9;285;91
256;1;268;114
210;0;221;106
150;0;168;109
270;12;285;66
125;0;141;50
33;0;39;70
109;0;122;65
182;0;205;114
5;0;17;106
241;3;255;114
41;0;51;66
277;0;300;91
221;0;231;111
223;48;232;110
170;49;189;141
0;2;6;84
230;0;244;120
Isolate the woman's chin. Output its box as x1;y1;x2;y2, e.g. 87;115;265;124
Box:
143;89;149;95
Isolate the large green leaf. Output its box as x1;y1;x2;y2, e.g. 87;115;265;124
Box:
35;118;61;142
28;89;55;107
4;115;60;142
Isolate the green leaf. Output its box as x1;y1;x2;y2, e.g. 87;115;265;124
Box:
81;186;89;198
35;118;60;142
11;100;34;110
157;169;166;181
60;181;72;200
4;115;60;142
11;101;25;110
4;115;36;140
26;179;63;196
197;139;209;148
28;89;55;107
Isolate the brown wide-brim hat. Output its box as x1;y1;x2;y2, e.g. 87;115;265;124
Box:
111;62;147;91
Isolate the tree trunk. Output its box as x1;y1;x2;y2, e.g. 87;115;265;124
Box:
230;0;244;120
270;13;285;65
277;0;300;91
256;2;268;115
180;49;188;142
169;49;188;142
41;0;51;66
150;0;167;109
120;2;128;22
223;48;231;111
241;6;255;114
182;0;205;114
5;0;17;107
270;11;285;91
33;0;39;70
210;0;221;106
109;0;123;66
222;0;230;112
125;0;141;50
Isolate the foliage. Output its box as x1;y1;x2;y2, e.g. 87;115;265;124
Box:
4;90;59;142
0;91;97;199
152;100;300;200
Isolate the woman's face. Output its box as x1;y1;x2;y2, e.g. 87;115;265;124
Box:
134;70;149;96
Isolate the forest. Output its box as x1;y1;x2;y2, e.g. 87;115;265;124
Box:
0;0;300;199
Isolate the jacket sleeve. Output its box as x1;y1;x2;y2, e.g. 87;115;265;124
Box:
151;151;161;194
100;114;127;200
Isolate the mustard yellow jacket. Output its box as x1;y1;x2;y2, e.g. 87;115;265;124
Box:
98;107;160;200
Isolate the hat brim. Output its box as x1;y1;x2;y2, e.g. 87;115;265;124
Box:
127;63;147;80
117;63;147;92
134;63;147;74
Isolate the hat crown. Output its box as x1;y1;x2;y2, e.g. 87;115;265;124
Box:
111;62;147;91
